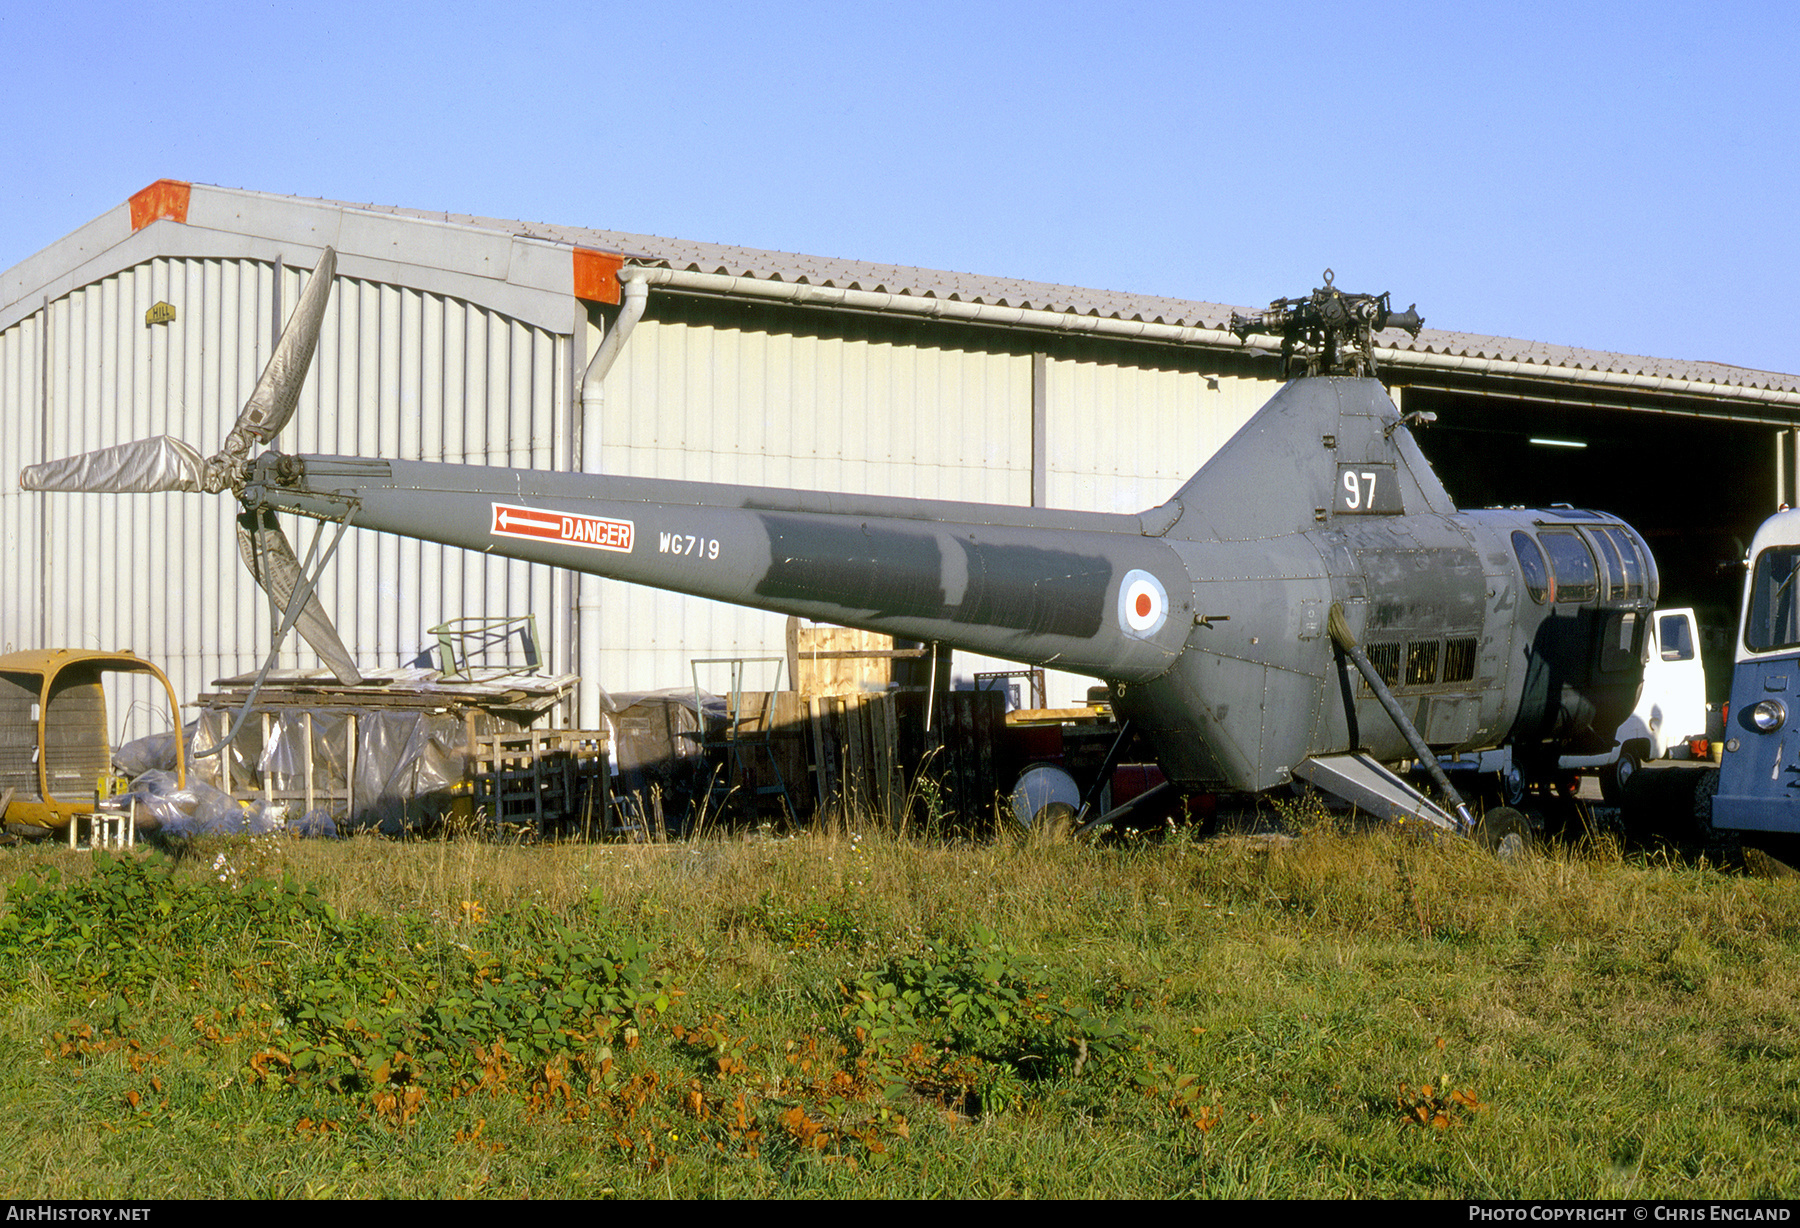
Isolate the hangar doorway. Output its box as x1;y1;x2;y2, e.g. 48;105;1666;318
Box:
1402;385;1782;700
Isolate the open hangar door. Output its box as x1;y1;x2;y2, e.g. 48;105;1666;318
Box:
1398;384;1783;701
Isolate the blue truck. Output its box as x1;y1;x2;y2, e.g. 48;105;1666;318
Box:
1710;509;1800;839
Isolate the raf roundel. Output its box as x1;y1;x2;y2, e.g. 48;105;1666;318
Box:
1119;569;1169;638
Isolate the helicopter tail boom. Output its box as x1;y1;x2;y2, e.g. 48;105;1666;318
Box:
251;455;1196;684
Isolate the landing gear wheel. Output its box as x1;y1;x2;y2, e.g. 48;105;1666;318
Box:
1499;766;1526;808
1475;806;1534;861
1600;748;1641;805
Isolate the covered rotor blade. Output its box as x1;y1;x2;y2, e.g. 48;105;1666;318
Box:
220;247;337;459
235;508;363;686
19;435;208;493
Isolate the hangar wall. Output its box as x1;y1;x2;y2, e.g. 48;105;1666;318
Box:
1;255;574;737
589;309;1270;703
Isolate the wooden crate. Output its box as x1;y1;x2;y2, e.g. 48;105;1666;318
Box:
787;620;897;697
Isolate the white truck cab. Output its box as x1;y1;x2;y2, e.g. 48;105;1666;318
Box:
1612;607;1708;775
1447;607;1707;804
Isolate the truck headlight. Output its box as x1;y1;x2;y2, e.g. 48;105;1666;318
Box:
1751;699;1787;732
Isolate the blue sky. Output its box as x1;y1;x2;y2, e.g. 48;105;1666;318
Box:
4;0;1795;373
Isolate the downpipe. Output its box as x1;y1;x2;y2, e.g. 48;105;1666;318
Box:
576;269;651;725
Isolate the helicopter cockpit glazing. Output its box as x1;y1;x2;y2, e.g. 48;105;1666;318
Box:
1510;522;1654;608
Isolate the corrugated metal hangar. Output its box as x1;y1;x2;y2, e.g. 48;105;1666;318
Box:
4;179;1797;736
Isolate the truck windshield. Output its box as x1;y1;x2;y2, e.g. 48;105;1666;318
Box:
1746;546;1800;653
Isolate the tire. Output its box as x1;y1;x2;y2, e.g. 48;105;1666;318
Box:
1691;767;1720;840
1475;806;1534;860
1600;748;1642;805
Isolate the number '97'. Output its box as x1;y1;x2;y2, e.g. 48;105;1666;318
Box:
1343;470;1377;509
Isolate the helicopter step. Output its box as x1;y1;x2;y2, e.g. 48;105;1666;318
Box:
1291;753;1462;833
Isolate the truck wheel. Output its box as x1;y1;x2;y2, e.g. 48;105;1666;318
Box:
1691;767;1720;839
1689;768;1743;866
1600;749;1642;805
1475;807;1534;860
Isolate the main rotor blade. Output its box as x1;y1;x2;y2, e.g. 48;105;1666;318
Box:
19;435;208;493
220;247;337;459
236;508;363;686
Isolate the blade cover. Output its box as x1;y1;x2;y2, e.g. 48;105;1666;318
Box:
19;435;208;493
236;509;363;686
220;247;337;459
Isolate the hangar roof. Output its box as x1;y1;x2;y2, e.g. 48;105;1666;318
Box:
341;197;1798;400
4;180;1795;403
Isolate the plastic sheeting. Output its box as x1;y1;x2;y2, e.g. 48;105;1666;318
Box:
117;768;289;837
176;689;721;836
112;720;198;777
290;808;339;838
191;705;498;834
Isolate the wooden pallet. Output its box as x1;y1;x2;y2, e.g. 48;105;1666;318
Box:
806;692;899;818
471;730;611;835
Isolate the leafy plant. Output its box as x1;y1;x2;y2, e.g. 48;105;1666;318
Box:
266;907;672;1110
0;850;333;989
1397;1081;1484;1130
737;890;867;951
841;924;1127;1111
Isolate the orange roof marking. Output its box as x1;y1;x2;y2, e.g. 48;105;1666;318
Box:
129;180;191;230
573;248;624;305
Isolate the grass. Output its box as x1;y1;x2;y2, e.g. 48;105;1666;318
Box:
0;812;1796;1199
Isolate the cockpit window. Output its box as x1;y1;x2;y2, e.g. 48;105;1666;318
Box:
1512;532;1551;604
1609;525;1658;604
1746;546;1800;653
1539;529;1597;603
1588;530;1625;600
1601;528;1644;602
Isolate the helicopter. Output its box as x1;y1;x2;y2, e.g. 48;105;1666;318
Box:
20;252;1658;844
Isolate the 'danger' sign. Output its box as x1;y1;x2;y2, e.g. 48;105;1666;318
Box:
490;502;634;553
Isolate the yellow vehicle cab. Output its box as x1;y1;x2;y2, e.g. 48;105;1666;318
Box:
0;650;184;834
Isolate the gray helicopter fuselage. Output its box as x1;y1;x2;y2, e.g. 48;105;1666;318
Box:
1127;505;1654;791
250;376;1657;795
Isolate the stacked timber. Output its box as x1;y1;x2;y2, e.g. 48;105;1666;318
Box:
803;690;899;820
710;621;1012;828
894;690;1011;830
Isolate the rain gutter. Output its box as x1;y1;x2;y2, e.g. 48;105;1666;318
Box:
579;266;652;428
